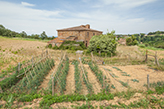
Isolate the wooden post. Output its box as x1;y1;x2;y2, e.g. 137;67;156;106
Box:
111;53;112;62
31;56;34;66
145;50;148;62
155;51;159;66
18;62;20;73
91;52;93;62
147;74;150;90
52;77;54;96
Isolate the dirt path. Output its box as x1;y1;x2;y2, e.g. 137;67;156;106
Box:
65;64;75;95
39;62;56;90
84;65;101;94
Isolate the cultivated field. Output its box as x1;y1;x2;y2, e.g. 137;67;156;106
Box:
0;37;164;108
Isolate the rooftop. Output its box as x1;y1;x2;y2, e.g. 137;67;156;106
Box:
57;24;103;32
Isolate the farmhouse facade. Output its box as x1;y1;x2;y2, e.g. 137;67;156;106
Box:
54;24;103;47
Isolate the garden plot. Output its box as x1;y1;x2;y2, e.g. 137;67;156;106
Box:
100;65;164;91
65;64;75;95
83;64;101;94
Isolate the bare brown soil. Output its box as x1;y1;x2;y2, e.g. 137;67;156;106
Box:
84;65;101;94
65;64;75;95
100;65;164;91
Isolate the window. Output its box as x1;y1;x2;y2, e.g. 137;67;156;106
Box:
87;32;89;37
93;33;95;35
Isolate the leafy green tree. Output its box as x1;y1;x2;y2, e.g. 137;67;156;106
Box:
88;30;117;56
126;35;138;46
40;31;47;40
20;31;27;38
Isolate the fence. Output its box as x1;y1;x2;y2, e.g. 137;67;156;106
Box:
0;50;51;93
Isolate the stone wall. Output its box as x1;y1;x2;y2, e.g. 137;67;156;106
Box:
58;30;102;47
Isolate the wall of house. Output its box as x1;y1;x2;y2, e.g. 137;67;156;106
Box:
58;30;102;47
58;31;80;38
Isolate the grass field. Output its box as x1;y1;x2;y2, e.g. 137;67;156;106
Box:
0;37;164;108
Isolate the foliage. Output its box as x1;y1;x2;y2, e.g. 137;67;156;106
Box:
48;41;87;51
131;79;139;83
126;35;138;46
48;59;64;92
12;59;55;93
88;31;117;57
0;24;54;40
58;57;69;94
39;92;114;107
40;31;48;40
138;44;145;48
82;67;93;93
74;60;82;93
88;62;110;92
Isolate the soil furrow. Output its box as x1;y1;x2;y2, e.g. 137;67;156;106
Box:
84;65;101;94
65;64;75;95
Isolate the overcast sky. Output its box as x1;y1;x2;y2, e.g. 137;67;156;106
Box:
0;0;164;36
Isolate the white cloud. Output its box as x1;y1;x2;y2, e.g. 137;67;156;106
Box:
21;2;35;7
0;1;163;36
100;0;157;9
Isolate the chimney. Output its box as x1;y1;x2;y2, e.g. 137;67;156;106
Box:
86;24;90;29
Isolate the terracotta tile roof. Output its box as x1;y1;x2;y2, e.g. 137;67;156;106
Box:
57;25;103;32
48;37;65;44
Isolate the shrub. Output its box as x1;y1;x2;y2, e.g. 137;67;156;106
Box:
138;44;145;48
126;35;138;46
47;44;52;48
88;31;117;57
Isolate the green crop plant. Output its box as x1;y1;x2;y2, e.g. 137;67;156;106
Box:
74;60;82;94
83;67;93;93
88;62;110;92
58;57;69;94
88;62;103;87
131;79;139;83
48;59;64;92
12;58;55;93
119;80;129;88
112;67;122;71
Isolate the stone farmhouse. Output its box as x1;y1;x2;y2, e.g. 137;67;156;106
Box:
48;24;103;47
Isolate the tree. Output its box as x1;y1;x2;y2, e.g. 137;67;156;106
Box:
126;35;138;46
40;31;47;40
20;31;27;38
88;30;117;56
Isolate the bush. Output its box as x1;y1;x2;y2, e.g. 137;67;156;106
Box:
88;31;117;57
47;44;52;48
138;44;145;48
52;45;59;50
126;35;138;46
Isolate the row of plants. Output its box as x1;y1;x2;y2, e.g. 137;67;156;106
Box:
39;92;114;107
112;67;131;77
0;80;164;108
82;67;93;94
0;62;32;91
48;57;65;92
88;62;110;92
57;57;69;94
11;58;55;93
73;60;82;94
